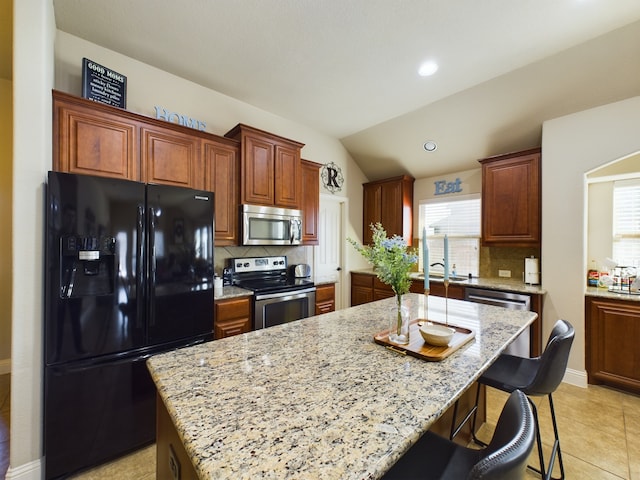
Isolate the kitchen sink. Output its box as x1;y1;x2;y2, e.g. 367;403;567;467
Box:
430;274;469;282
412;273;470;282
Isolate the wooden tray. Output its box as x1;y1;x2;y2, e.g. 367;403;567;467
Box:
374;319;476;361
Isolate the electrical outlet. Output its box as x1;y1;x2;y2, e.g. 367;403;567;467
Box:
498;269;511;278
169;444;181;480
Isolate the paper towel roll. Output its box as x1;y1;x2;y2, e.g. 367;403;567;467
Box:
525;257;539;285
214;276;223;296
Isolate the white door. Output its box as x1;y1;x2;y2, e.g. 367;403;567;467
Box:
315;195;345;309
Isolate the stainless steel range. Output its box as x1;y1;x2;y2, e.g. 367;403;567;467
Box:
230;256;316;330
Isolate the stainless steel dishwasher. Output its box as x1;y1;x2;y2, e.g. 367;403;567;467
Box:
464;287;531;357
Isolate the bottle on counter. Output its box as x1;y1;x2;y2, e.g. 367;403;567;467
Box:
587;260;599;287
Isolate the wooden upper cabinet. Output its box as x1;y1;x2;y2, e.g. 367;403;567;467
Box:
203;139;240;245
362;175;414;245
53;90;139;180
225;123;304;209
242;134;274;205
140;124;201;189
274;144;301;208
301;159;321;245
479;148;541;247
52;92;246;244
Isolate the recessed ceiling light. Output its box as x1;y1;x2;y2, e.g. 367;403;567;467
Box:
423;141;437;152
418;61;439;77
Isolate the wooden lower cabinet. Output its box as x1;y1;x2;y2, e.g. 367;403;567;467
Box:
586;296;640;394
410;281;465;300
214;296;252;339
315;283;335;315
351;272;374;306
156;395;199;480
351;271;467;306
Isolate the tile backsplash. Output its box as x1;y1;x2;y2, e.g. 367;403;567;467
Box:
214;246;312;275
480;246;541;281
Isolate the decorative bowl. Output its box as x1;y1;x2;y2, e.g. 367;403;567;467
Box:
419;324;455;346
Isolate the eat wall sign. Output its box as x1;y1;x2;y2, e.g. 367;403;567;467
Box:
434;178;462;195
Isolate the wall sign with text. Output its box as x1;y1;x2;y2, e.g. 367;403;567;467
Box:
154;106;207;131
82;58;127;108
321;162;344;194
434;178;462;195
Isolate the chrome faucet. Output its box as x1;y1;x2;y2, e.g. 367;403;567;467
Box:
430;261;445;269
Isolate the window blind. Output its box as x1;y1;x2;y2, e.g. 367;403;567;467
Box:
419;194;481;277
613;178;640;267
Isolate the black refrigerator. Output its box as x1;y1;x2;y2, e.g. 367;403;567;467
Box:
43;171;215;479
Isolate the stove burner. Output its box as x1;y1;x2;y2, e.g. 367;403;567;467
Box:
229;255;314;295
235;277;314;294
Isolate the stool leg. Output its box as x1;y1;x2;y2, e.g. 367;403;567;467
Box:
469;382;487;446
449;383;485;445
547;393;566;480
526;395;565;480
528;399;547;479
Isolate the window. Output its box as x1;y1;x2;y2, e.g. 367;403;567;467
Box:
419;194;481;277
613;179;640;267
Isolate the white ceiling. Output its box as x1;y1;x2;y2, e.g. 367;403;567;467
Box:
48;1;640;179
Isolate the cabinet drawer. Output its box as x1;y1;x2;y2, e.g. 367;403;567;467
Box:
315;284;335;303
351;273;374;287
215;297;251;319
373;278;393;292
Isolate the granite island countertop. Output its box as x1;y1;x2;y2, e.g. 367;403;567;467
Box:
147;293;537;480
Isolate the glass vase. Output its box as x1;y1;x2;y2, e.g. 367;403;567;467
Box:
388;294;410;345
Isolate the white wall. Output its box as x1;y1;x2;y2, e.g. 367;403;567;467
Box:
0;78;12;373
54;30;370;307
9;0;55;478
541;95;640;383
587;182;614;269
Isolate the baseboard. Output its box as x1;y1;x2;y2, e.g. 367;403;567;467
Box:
4;458;42;480
0;358;10;375
562;367;588;388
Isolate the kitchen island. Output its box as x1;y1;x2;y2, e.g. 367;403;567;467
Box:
147;293;537;479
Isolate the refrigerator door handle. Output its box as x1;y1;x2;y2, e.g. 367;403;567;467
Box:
136;205;145;328
148;206;156;326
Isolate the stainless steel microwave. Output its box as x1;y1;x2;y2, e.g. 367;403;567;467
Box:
241;204;303;246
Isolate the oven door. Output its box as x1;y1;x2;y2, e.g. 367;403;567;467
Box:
254;287;316;330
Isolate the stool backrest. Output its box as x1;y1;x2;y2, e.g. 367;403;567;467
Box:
468;390;535;480
527;319;574;395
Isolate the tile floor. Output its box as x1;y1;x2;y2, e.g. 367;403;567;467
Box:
0;375;9;480
0;374;638;479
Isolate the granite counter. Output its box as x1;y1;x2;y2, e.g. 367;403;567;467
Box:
586;286;640;302
147;293;537;479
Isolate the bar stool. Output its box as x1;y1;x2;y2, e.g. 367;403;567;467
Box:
383;389;535;479
451;319;574;480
